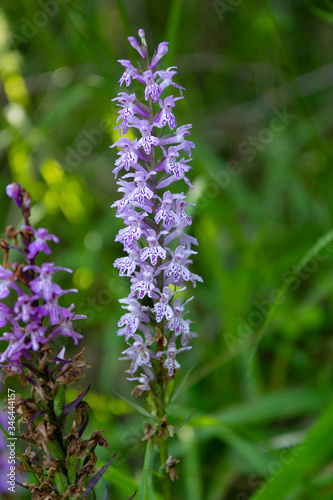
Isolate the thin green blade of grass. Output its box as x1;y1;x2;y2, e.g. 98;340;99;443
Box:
180;428;202;500
115;0;132;37
198;426;272;471
102;466;140;497
138;440;152;500
114;391;152;418
164;0;183;68
174;388;331;428
187;228;333;388
212;387;331;427
249;399;333;500
247;228;333;372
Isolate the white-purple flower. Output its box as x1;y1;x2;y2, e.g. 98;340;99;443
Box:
121;334;153;374
117;298;150;340
140;229;167;266
155;96;182;130
156;342;191;377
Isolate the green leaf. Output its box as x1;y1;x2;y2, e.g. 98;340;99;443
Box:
113;391;152;418
171;364;196;403
164;0;184;68
310;5;333;24
198;426;272;471
138;440;152;500
54;384;66;418
249;399;333;499
173;388;331;428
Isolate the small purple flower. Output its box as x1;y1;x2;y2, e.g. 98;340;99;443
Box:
123;171;155;205
115;210;148;246
26;322;48;351
167;297;194;336
156;342;191;377
155;191;179;229
117;298;150;340
127;369;154;391
0;329;31;368
0;303;14;328
112;92;149;134
22;226;59;259
160;246;202;287
155;96;182;130
152;287;175;323
110;138;149;178
24;263;74;301
130;265;156;299
157;67;185;94
131;119;160;154
118;60;140;87
52;305;86;345
160;124;195;156
114;244;141;276
140;229;167;266
135;70;162;102
121;334;153;374
156;145;192;181
38;292;74;325
14;294;38;323
0;266;23;299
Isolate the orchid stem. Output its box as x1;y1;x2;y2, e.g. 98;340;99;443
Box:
156;378;171;500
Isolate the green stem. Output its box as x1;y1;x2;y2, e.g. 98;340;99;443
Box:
156;378;171;500
138;440;152;500
158;436;171;500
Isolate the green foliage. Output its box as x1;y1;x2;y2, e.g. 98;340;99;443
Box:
1;0;333;498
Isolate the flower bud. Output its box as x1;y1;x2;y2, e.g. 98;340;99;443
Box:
150;42;169;69
127;36;145;59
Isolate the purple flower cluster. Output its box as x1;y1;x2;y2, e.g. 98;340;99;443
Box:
0;183;85;372
111;30;202;387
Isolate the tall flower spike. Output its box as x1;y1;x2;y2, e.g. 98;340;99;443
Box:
111;29;202;497
111;30;202;389
0;184;85;372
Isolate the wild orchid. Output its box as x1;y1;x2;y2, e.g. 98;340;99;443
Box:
111;29;202;497
0;184;135;500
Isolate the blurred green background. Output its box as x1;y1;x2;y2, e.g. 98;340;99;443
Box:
1;0;333;499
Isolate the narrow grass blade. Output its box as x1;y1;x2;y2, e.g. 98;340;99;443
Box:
138;440;152;500
249;399;333;499
115;0;132;37
164;0;183;68
247;229;333;372
114;391;152;418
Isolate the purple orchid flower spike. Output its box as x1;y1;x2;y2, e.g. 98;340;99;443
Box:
111;29;202;395
0;188;87;371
